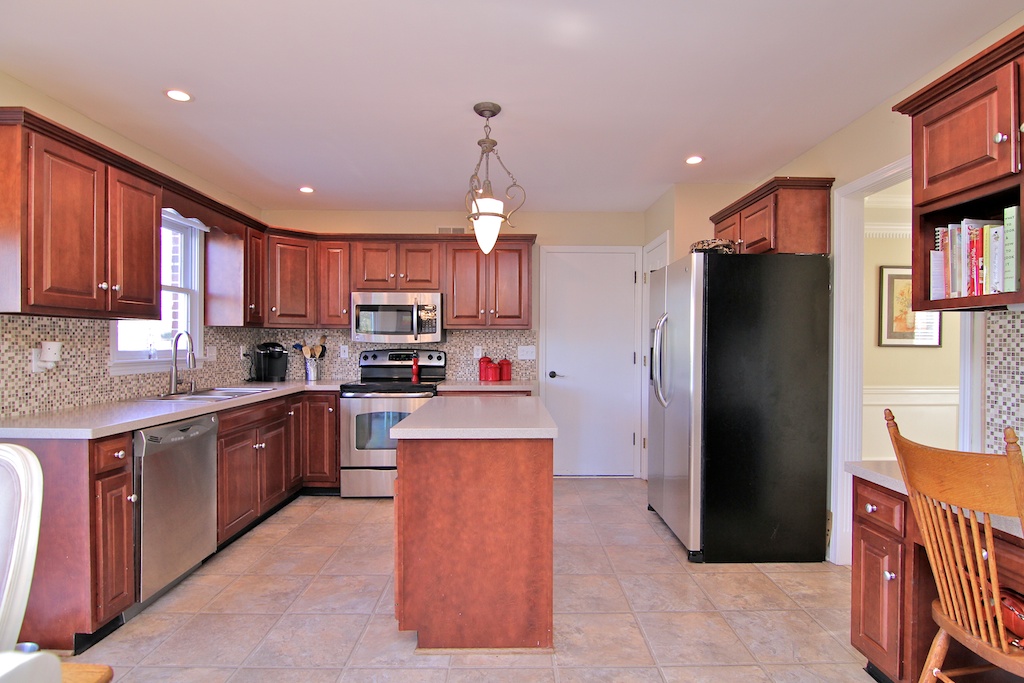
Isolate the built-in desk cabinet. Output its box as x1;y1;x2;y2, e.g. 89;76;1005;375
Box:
0;112;161;319
893;25;1024;312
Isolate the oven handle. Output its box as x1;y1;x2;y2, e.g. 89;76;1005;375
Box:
341;391;436;399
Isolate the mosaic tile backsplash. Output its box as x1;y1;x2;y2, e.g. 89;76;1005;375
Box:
985;310;1024;453
0;314;537;420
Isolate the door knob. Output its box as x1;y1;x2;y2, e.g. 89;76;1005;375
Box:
549;371;564;378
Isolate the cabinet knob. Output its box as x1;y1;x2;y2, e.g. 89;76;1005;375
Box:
249;303;256;310
111;284;121;292
480;309;485;314
271;306;277;312
127;494;138;503
399;273;406;278
113;449;126;459
994;132;1009;144
342;308;348;314
328;407;334;413
864;503;877;514
288;410;295;416
98;281;109;291
390;273;395;278
490;309;495;314
883;570;897;581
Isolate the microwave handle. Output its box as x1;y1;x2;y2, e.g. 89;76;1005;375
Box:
412;299;419;341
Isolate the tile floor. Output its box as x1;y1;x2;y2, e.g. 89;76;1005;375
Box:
66;477;874;682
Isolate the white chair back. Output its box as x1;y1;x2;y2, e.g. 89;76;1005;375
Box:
0;445;43;652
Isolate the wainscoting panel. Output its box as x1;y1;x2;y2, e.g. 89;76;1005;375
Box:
862;386;959;460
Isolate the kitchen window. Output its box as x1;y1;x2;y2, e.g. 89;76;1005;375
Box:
109;209;207;374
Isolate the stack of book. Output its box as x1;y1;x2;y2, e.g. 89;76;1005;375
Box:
929;206;1020;300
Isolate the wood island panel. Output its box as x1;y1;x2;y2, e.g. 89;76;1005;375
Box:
395;437;553;649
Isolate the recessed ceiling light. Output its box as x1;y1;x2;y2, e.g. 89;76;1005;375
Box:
299;186;315;194
165;89;192;102
685;155;703;165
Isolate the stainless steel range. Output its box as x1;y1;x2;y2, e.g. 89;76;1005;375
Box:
339;348;445;497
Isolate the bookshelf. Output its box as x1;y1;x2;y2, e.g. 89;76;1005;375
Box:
894;25;1024;312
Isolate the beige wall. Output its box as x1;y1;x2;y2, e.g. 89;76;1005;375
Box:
862;235;960;386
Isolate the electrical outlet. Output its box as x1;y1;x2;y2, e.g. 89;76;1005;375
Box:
517;345;536;360
339;345;349;358
239;345;248;360
206;346;217;360
473;346;483;359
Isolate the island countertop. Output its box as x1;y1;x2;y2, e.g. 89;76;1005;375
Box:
390;396;557;440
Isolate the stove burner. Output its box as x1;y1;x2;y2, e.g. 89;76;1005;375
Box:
342;348;446;397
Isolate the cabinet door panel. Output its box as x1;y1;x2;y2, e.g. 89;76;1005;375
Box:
287;397;304;490
444;245;487;327
245;228;266;325
739;194;776;254
218;429;260;543
27;134;106;312
258;418;290;513
714;213;740;248
318;241;351;326
399;242;441;290
353;242;397;290
267;235;316;326
915;62;1018;204
490;243;530;326
851;523;903;681
94;469;134;625
107;167;161;317
302;394;339;485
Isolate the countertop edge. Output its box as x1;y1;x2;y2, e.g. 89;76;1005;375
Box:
391;396;557;440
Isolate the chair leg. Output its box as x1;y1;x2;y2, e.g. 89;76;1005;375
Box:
918;628;951;683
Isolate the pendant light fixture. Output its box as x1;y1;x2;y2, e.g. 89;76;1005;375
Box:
465;102;525;254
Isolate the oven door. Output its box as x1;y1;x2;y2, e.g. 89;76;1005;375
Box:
339;395;432;467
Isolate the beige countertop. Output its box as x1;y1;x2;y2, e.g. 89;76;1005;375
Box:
847;459;1023;539
436;380;538;393
0;380;345;440
390;396;557;440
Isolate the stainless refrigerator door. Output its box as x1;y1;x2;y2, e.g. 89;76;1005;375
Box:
647;268;667;515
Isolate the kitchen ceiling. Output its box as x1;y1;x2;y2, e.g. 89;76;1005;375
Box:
0;2;1020;214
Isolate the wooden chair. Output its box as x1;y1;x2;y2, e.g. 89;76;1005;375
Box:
885;409;1024;682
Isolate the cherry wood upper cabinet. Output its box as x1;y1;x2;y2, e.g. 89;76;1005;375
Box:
266;233;316;327
709;177;833;255
0;123;161;318
318;240;351;327
444;238;532;329
205;224;267;327
352;241;442;291
893;25;1024;311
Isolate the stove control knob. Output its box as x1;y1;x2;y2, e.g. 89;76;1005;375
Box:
371;353;378;360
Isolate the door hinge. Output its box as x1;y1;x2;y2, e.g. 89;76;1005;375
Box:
632;433;636;446
643;271;648;284
634;271;638;284
643;437;647;449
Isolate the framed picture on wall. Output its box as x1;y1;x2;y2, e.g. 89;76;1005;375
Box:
878;265;941;347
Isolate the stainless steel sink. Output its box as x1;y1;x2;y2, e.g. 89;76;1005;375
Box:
135;387;276;403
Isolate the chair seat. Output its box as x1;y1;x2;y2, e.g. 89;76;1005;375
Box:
932;599;1024;677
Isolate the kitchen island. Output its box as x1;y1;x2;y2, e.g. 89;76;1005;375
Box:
390;396;557;650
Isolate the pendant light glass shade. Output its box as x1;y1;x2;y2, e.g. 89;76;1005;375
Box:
465;102;525;254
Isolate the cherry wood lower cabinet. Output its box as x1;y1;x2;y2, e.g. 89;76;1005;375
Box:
10;433;135;651
217;399;294;544
298;392;339;487
851;477;1024;682
395;437;553;649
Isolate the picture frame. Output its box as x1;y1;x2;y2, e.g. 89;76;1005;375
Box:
878;265;941;347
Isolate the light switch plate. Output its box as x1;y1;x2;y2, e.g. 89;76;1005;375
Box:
339;345;349;358
517;345;536;360
473;346;483;359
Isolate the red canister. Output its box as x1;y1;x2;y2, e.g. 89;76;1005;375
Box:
484;361;501;381
498;358;512;381
478;356;491;381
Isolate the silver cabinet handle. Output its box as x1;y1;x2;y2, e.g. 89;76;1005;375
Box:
390;273;395;278
127;494;138;503
111;284;121;292
271;306;277;312
288;410;295;416
342;308;348;314
400;273;406;278
249;303;256;310
994;132;1009;144
328;407;334;413
883;570;897;581
98;282;109;290
864;504;877;513
480;309;485;314
113;449;126;459
489;309;495;314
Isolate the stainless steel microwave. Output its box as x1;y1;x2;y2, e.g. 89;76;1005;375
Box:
350;291;443;344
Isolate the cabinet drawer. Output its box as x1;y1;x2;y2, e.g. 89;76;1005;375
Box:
854;480;906;537
218;398;289;434
91;433;132;475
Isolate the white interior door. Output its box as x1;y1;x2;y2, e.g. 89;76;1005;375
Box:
541;247;642;476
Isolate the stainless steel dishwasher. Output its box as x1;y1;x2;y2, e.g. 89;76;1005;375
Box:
133;413;218;603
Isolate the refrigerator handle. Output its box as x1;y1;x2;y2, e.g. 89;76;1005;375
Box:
653;313;669;407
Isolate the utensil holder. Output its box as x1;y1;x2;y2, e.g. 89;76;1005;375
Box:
305;358;319;381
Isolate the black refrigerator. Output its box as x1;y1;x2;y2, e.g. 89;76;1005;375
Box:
647;252;830;563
